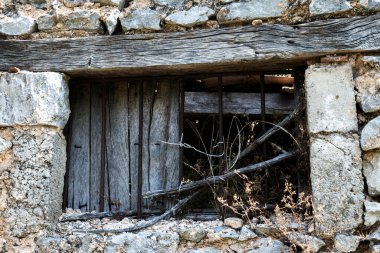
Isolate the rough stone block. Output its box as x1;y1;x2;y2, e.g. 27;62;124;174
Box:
120;9;161;31
165;6;215;27
354;69;380;113
363;152;380;196
0;16;37;36
334;234;361;252
217;0;287;24
364;200;380;226
289;232;325;252
359;0;380;10
91;0;126;8
305;64;358;134
101;9;120;35
361;116;380;151
63;11;103;32
310;133;364;234
0;72;70;129
310;0;352;15
0;137;12;155
153;0;185;8
37;11;102;33
3;127;66;237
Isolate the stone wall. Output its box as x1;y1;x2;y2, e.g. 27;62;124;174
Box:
1;0;380;39
0;72;69;252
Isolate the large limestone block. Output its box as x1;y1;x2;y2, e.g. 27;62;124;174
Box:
309;0;352;15
305;64;358;134
361;116;380;151
0;16;37;36
217;0;288;24
4;127;66;237
310;133;364;234
0;72;70;129
363;152;380;196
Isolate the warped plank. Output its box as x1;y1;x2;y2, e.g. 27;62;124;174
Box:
68;82;91;211
106;81;130;211
149;80;180;209
2;15;380;77
185;92;294;115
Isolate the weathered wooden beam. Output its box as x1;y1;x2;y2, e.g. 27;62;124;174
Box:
1;14;380;77
184;92;294;115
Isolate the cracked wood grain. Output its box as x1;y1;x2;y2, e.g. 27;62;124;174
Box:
1;15;380;77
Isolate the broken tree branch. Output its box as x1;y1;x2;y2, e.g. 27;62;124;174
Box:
144;150;298;199
236;103;302;163
75;189;203;234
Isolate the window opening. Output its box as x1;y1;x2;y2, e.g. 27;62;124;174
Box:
63;70;309;222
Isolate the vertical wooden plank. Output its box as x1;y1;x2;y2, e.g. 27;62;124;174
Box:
164;79;180;190
89;82;102;211
68;82;91;211
106;81;131;211
148;79;180;209
129;81;140;211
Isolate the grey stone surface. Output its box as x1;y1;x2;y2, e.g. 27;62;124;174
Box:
37;14;57;31
238;226;257;241
247;237;290;253
371;244;380;253
62;0;86;7
0;16;37;36
217;0;288;24
3;127;66;237
309;0;352;15
334;234;361;252
63;10;102;32
153;0;185;8
91;0;126;8
365;200;380;226
309;133;364;234
188;247;221;253
305;64;358;134
102;9;120;35
0;72;70;129
37;11;102;32
363;152;380;196
179;228;207;242
354;69;380;113
224;217;244;229
165;6;215;27
367;227;380;241
120;9;161;31
361;116;380;151
37;234;104;253
0;137;12;154
207;226;240;240
359;0;380;10
362;56;380;67
289;232;325;253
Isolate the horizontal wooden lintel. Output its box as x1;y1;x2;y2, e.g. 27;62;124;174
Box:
1;14;380;78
